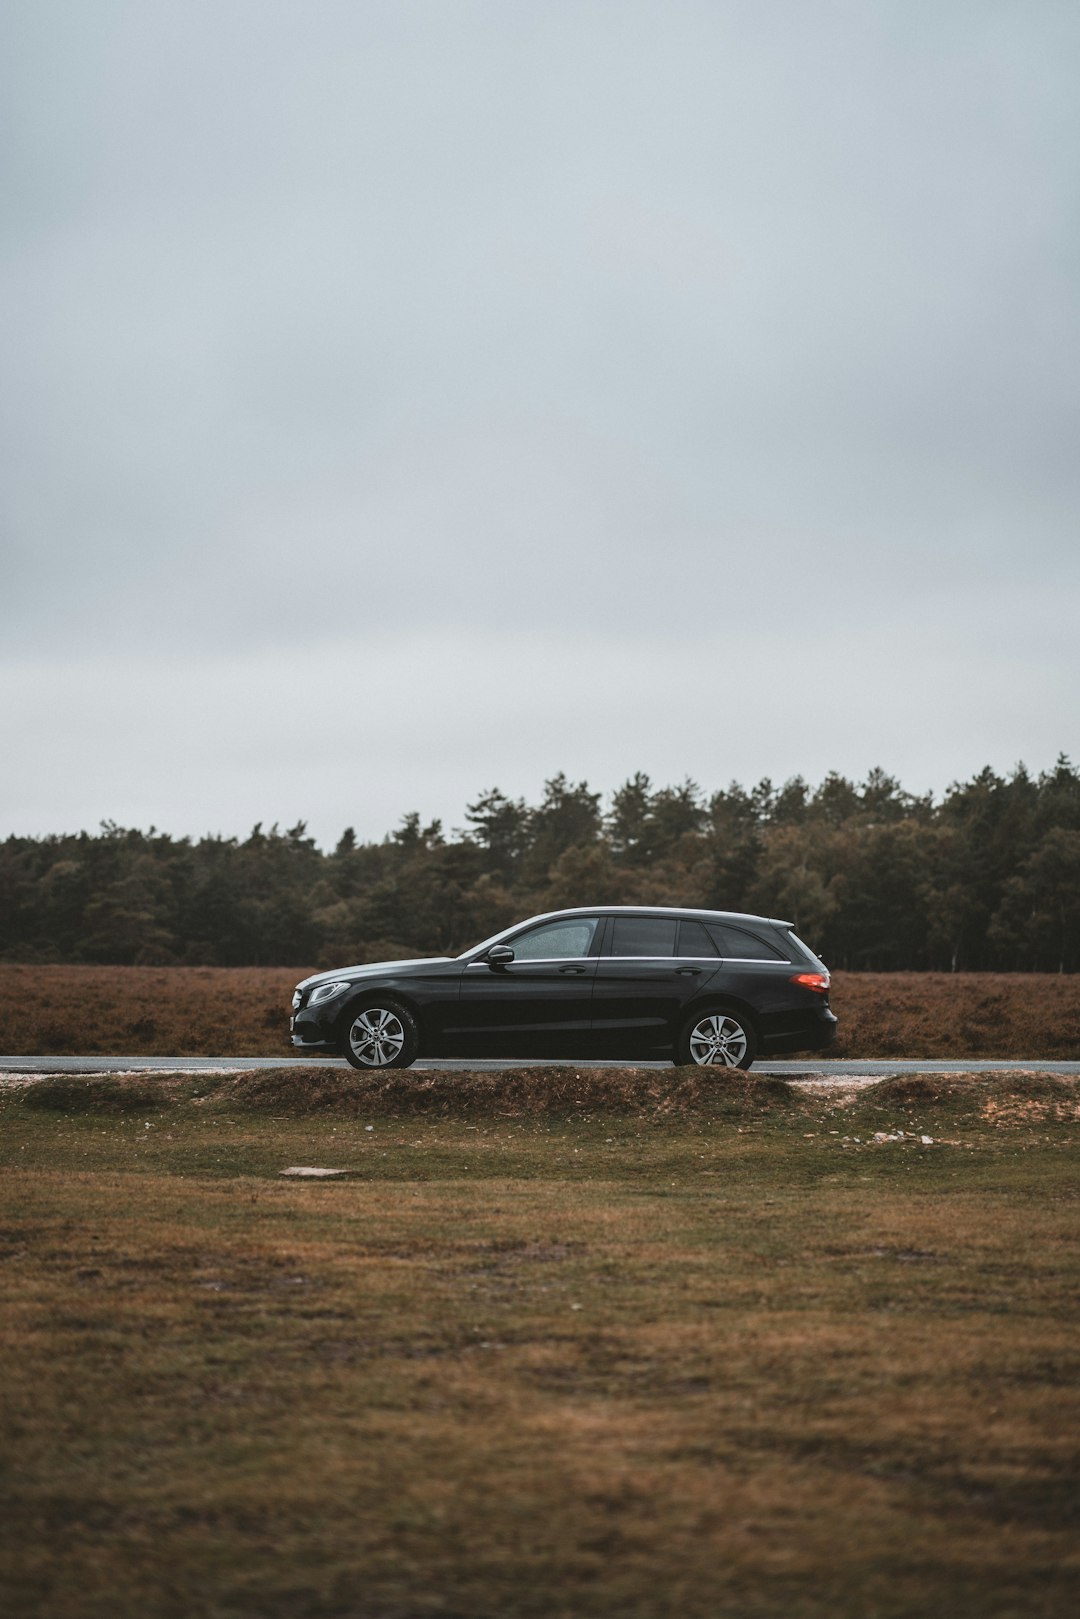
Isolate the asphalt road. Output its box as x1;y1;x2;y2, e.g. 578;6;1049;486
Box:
2;1055;1078;1076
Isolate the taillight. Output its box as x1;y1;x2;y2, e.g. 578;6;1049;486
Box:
790;971;830;994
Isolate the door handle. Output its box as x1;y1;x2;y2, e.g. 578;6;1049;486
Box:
558;965;586;974
675;967;702;975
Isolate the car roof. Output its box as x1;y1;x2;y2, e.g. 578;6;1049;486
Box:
519;905;794;929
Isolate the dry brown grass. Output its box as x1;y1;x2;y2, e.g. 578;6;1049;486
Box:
0;963;303;1055
832;971;1080;1058
1;1072;1077;1618
0;965;1078;1058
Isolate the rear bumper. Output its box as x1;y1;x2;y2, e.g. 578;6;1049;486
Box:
759;1004;837;1055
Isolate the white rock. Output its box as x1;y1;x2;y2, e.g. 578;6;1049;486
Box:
280;1166;347;1178
920;1136;933;1145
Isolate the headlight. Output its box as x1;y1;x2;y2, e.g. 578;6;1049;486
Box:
291;989;302;1010
308;980;351;1005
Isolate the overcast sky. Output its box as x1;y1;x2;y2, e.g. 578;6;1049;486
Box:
2;0;1077;847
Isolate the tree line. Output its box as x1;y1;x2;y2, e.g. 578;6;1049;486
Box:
2;758;1079;971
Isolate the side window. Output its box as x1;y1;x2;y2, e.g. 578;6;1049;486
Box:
676;919;719;957
509;918;598;959
707;924;784;960
609;916;677;957
787;930;824;967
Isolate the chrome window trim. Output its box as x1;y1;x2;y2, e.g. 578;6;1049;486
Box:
464;953;792;967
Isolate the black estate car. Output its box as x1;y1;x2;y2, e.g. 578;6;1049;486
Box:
290;906;836;1071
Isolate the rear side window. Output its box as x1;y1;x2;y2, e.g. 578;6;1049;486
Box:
707;924;785;960
676;919;719;957
609;916;678;957
786;930;825;968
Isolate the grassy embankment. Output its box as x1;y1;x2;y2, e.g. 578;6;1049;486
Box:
1;1065;1077;1618
1;965;1079;1058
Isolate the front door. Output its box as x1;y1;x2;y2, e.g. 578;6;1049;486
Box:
449;914;602;1056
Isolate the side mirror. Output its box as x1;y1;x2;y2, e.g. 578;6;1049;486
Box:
486;944;515;967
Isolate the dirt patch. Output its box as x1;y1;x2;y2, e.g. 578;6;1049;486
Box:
851;1071;1080;1128
871;1071;1077;1106
982;1093;1080;1126
217;1063;801;1119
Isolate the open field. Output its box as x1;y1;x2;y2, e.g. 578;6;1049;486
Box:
0;965;1078;1060
1;1066;1078;1619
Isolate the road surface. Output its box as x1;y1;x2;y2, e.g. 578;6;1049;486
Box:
2;1055;1078;1078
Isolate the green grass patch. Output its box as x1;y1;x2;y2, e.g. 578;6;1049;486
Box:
20;1075;189;1115
1;1072;1077;1618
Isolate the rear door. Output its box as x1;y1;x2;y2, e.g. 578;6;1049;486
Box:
704;919;801;1024
590;914;709;1055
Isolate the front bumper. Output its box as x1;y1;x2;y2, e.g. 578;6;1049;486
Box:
291;1006;341;1050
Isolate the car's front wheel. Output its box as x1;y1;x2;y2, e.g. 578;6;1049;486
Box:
677;1008;757;1070
341;1001;419;1070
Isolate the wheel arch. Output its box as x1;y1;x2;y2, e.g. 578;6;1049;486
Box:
680;992;761;1041
335;986;424;1045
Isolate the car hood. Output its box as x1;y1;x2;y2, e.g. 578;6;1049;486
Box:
296;957;453;991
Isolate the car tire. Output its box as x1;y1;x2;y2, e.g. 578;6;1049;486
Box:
676;1006;757;1071
340;1000;420;1070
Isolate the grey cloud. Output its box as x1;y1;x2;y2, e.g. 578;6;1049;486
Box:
1;1;1077;835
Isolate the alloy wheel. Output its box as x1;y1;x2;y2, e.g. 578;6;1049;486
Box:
688;1013;749;1068
348;1007;406;1067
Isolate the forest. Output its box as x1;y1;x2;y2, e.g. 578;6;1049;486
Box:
2;759;1078;972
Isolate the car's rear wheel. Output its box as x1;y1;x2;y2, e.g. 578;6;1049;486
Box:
677;1008;757;1070
341;1001;419;1070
